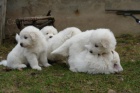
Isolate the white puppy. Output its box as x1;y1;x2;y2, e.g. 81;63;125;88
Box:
68;49;123;74
47;27;81;61
52;28;116;57
0;26;51;70
52;28;123;74
40;26;58;40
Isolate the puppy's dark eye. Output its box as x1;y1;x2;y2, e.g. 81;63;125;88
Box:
24;36;28;39
95;44;98;47
46;33;48;35
89;50;93;53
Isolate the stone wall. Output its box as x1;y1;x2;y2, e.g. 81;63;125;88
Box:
5;0;140;37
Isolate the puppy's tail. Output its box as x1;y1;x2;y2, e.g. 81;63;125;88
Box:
15;33;20;43
51;40;71;57
0;60;7;66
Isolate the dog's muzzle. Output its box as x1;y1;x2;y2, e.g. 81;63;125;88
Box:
49;36;53;38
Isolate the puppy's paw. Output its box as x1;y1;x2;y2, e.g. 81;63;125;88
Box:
18;64;27;68
39;63;43;67
69;67;78;72
32;66;42;70
44;63;51;67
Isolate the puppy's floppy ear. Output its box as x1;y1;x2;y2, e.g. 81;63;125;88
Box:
85;44;91;50
15;33;20;42
30;32;37;40
100;36;110;48
66;31;73;39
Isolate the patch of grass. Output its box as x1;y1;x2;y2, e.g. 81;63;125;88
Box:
116;34;140;62
0;34;140;93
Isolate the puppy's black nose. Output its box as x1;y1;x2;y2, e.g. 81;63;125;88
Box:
89;50;93;54
20;43;23;47
49;36;53;38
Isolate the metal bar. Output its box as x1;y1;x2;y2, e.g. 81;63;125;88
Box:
105;9;140;24
106;10;140;14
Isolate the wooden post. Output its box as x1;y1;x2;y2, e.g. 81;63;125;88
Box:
0;0;7;45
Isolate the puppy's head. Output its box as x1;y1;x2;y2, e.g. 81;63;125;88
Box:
85;29;116;54
110;51;123;73
41;26;58;40
87;49;123;74
19;26;39;48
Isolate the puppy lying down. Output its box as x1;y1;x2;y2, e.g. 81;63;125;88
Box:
68;49;123;74
52;28;123;74
0;26;51;70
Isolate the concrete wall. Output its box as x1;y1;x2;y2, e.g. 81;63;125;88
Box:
5;0;140;37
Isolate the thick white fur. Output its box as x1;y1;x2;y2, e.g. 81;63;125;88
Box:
0;60;7;66
68;49;123;74
52;28;123;74
40;26;58;40
46;27;81;61
15;33;20;42
52;28;116;57
0;26;51;70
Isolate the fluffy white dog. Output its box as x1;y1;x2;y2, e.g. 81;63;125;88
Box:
40;26;58;40
52;28;123;74
52;28;116;57
68;49;123;74
0;26;51;70
46;27;81;61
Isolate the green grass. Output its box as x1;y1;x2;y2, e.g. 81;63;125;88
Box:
0;34;140;93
